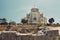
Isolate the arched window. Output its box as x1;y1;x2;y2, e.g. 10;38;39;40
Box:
33;17;37;21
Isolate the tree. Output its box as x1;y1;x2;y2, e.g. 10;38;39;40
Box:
9;21;16;25
5;25;11;31
21;18;28;24
48;18;54;25
3;18;6;22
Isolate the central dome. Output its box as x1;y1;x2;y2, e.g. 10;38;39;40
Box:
31;8;39;12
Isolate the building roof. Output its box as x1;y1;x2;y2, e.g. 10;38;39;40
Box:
31;8;39;12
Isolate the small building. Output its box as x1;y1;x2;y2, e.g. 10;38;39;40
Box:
0;18;7;25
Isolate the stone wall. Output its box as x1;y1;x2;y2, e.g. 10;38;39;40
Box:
0;30;59;40
1;32;17;40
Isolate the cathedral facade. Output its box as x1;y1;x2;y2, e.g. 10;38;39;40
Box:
25;7;47;24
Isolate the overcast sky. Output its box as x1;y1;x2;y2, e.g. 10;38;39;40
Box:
0;0;60;23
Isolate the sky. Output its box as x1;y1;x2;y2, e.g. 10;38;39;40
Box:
0;0;60;23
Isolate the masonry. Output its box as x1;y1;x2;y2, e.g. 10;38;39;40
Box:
0;30;59;40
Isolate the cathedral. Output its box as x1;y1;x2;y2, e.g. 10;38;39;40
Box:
24;7;47;24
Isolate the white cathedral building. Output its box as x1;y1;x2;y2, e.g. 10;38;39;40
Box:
24;7;47;24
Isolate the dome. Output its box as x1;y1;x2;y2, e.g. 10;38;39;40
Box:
31;8;39;12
